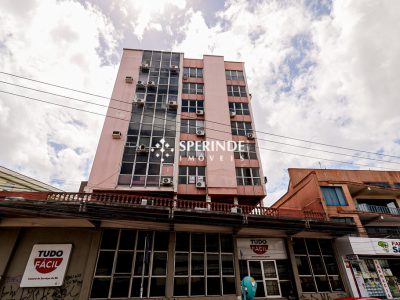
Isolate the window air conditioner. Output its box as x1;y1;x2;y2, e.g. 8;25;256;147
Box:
112;131;122;139
230;111;236;118
196;109;204;116
167;100;178;108
247;133;255;140
196;129;205;136
136;80;145;88
141;63;150;71
137;144;148;153
161;177;173;186
147;81;156;88
170;65;179;72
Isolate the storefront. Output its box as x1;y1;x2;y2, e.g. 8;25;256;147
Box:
337;237;400;299
237;237;295;298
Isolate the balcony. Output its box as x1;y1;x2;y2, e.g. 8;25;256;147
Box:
357;203;400;215
0;191;358;235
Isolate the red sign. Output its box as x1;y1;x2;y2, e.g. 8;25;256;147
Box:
250;245;269;255
34;258;63;274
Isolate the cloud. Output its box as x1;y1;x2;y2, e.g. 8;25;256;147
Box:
0;0;120;190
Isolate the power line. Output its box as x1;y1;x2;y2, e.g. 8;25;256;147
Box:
1;71;399;160
1;87;400;168
0;89;398;172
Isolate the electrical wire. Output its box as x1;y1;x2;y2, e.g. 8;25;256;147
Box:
0;89;398;172
1;71;399;160
1;85;399;168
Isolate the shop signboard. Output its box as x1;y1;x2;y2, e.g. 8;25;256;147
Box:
21;244;72;287
347;237;400;256
237;238;287;260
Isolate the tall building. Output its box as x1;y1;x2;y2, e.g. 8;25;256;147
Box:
272;168;400;299
87;49;266;206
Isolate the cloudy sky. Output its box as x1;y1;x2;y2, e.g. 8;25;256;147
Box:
0;0;399;205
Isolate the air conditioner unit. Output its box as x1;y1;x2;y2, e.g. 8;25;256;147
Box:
196;181;206;188
112;130;122;139
137;144;148;153
136;80;145;88
230;111;236;118
167;100;178;108
135;98;145;106
141;199;154;206
196;109;204;116
161;177;173;186
231;207;243;214
170;65;179;72
247;133;255;140
183;74;188;80
197;176;205;183
141;63;150;70
147;81;156;87
125;76;133;83
196;129;205;136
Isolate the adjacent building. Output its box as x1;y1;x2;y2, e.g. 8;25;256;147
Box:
0;165;62;192
273;168;400;299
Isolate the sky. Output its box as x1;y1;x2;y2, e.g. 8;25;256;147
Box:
0;0;399;205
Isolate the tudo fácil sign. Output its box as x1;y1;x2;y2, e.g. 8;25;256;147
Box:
237;238;287;260
21;244;72;287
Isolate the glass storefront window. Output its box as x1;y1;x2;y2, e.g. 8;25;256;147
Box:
173;233;235;296
90;229;169;299
294;238;344;293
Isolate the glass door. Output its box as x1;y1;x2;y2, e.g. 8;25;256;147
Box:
247;260;281;298
263;261;281;297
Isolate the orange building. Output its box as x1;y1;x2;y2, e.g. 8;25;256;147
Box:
273;168;400;298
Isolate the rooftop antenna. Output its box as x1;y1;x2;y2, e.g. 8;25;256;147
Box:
318;161;322;169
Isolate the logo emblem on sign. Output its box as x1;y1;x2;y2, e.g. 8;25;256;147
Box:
34;258;63;273
250;245;269;255
378;241;390;253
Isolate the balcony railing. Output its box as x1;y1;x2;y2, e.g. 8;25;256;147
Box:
0;192;328;221
357;203;400;215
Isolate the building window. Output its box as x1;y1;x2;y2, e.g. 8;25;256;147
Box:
234;143;257;160
364;182;391;188
180;141;205;158
119;50;179;187
90;229;169;299
227;85;247;97
231;121;252;136
183;83;204;94
181;119;204;134
229;102;250;115
225;70;244;81
320;187;347;206
236;167;261;185
183;67;203;78
330;217;355;224
394;183;400;188
178;166;206;184
174;233;236;296
293;238;343;293
182;100;204;113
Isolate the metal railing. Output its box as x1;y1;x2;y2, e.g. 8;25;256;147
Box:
357;203;400;215
0;191;328;221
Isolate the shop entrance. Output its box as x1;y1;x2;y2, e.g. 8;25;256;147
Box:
350;258;400;299
246;260;281;298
